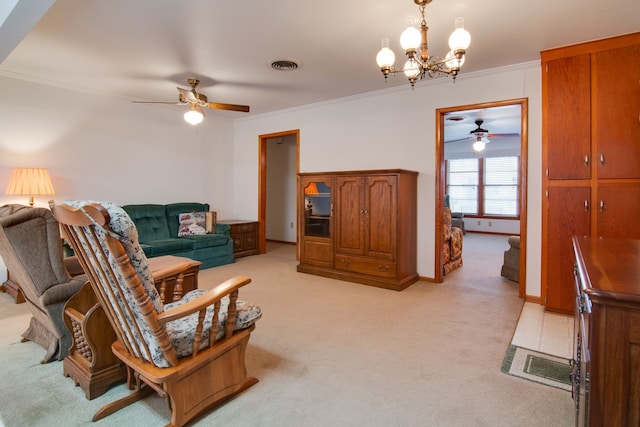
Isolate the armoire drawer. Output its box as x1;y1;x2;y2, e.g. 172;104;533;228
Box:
335;255;397;278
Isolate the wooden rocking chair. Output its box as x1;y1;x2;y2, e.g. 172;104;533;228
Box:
50;201;261;427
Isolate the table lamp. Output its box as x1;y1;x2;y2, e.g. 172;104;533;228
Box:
5;167;55;207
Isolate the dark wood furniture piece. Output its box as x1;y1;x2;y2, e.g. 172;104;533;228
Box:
541;32;640;313
1;270;25;303
572;236;640;426
53;202;259;427
298;169;418;291
218;220;259;258
63;255;201;399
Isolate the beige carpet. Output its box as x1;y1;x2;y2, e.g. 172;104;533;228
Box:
0;234;574;426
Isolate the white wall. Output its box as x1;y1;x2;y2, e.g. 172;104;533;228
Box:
0;76;236;215
232;61;543;298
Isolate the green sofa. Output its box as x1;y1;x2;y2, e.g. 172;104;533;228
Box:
121;202;234;269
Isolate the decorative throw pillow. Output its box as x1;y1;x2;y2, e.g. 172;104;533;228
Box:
177;212;207;236
205;211;216;234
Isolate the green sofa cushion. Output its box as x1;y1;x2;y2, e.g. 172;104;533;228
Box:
139;238;194;257
121;204;170;242
180;233;229;249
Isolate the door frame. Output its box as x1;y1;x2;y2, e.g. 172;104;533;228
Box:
435;98;528;298
257;129;300;255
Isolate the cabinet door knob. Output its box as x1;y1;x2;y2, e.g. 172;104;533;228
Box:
584;154;589;166
599;200;605;212
599;154;605;165
584;200;589;212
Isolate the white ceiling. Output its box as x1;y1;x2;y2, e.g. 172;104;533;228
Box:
1;0;639;123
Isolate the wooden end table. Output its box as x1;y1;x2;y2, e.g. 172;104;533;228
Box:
218;220;259;258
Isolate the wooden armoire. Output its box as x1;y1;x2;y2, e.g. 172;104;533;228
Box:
297;169;418;291
541;32;640;313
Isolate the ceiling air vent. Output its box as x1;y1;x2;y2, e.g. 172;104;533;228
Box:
267;57;303;71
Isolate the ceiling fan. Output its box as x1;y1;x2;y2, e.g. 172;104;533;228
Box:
446;119;491;143
469;119;490;152
133;78;250;125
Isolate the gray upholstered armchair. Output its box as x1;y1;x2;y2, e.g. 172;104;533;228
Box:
0;204;87;362
500;236;520;282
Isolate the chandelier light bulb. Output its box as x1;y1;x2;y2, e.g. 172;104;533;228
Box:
403;59;420;79
376;38;396;67
448;18;471;51
184;105;204;125
445;50;465;69
400;26;421;51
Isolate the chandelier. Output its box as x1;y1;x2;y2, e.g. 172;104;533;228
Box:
375;0;471;88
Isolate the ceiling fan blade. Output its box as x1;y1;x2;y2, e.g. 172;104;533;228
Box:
206;102;250;113
177;87;198;103
132;101;183;105
487;133;520;138
445;136;473;143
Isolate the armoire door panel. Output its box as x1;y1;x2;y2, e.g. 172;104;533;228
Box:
545;186;591;313
596;44;640;179
335;176;365;256
547;54;592;180
365;176;397;259
596;184;640;239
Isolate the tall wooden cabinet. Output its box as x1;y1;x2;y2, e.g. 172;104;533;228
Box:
297;169;418;291
541;32;640;313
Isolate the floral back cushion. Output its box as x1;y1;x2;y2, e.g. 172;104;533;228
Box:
177;212;207;236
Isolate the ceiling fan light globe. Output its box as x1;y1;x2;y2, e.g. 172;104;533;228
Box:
184;107;204;125
473;140;486;152
400;26;421;51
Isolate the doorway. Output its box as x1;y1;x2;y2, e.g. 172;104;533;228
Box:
258;129;300;255
435;98;528;298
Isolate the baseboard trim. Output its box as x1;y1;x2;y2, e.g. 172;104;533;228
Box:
266;239;295;245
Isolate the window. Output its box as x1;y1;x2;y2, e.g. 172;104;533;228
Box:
447;156;519;218
447;158;478;215
484;157;519;216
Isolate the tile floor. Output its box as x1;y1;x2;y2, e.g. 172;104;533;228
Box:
511;302;574;359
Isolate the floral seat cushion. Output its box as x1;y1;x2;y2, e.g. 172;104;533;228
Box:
165;290;262;357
